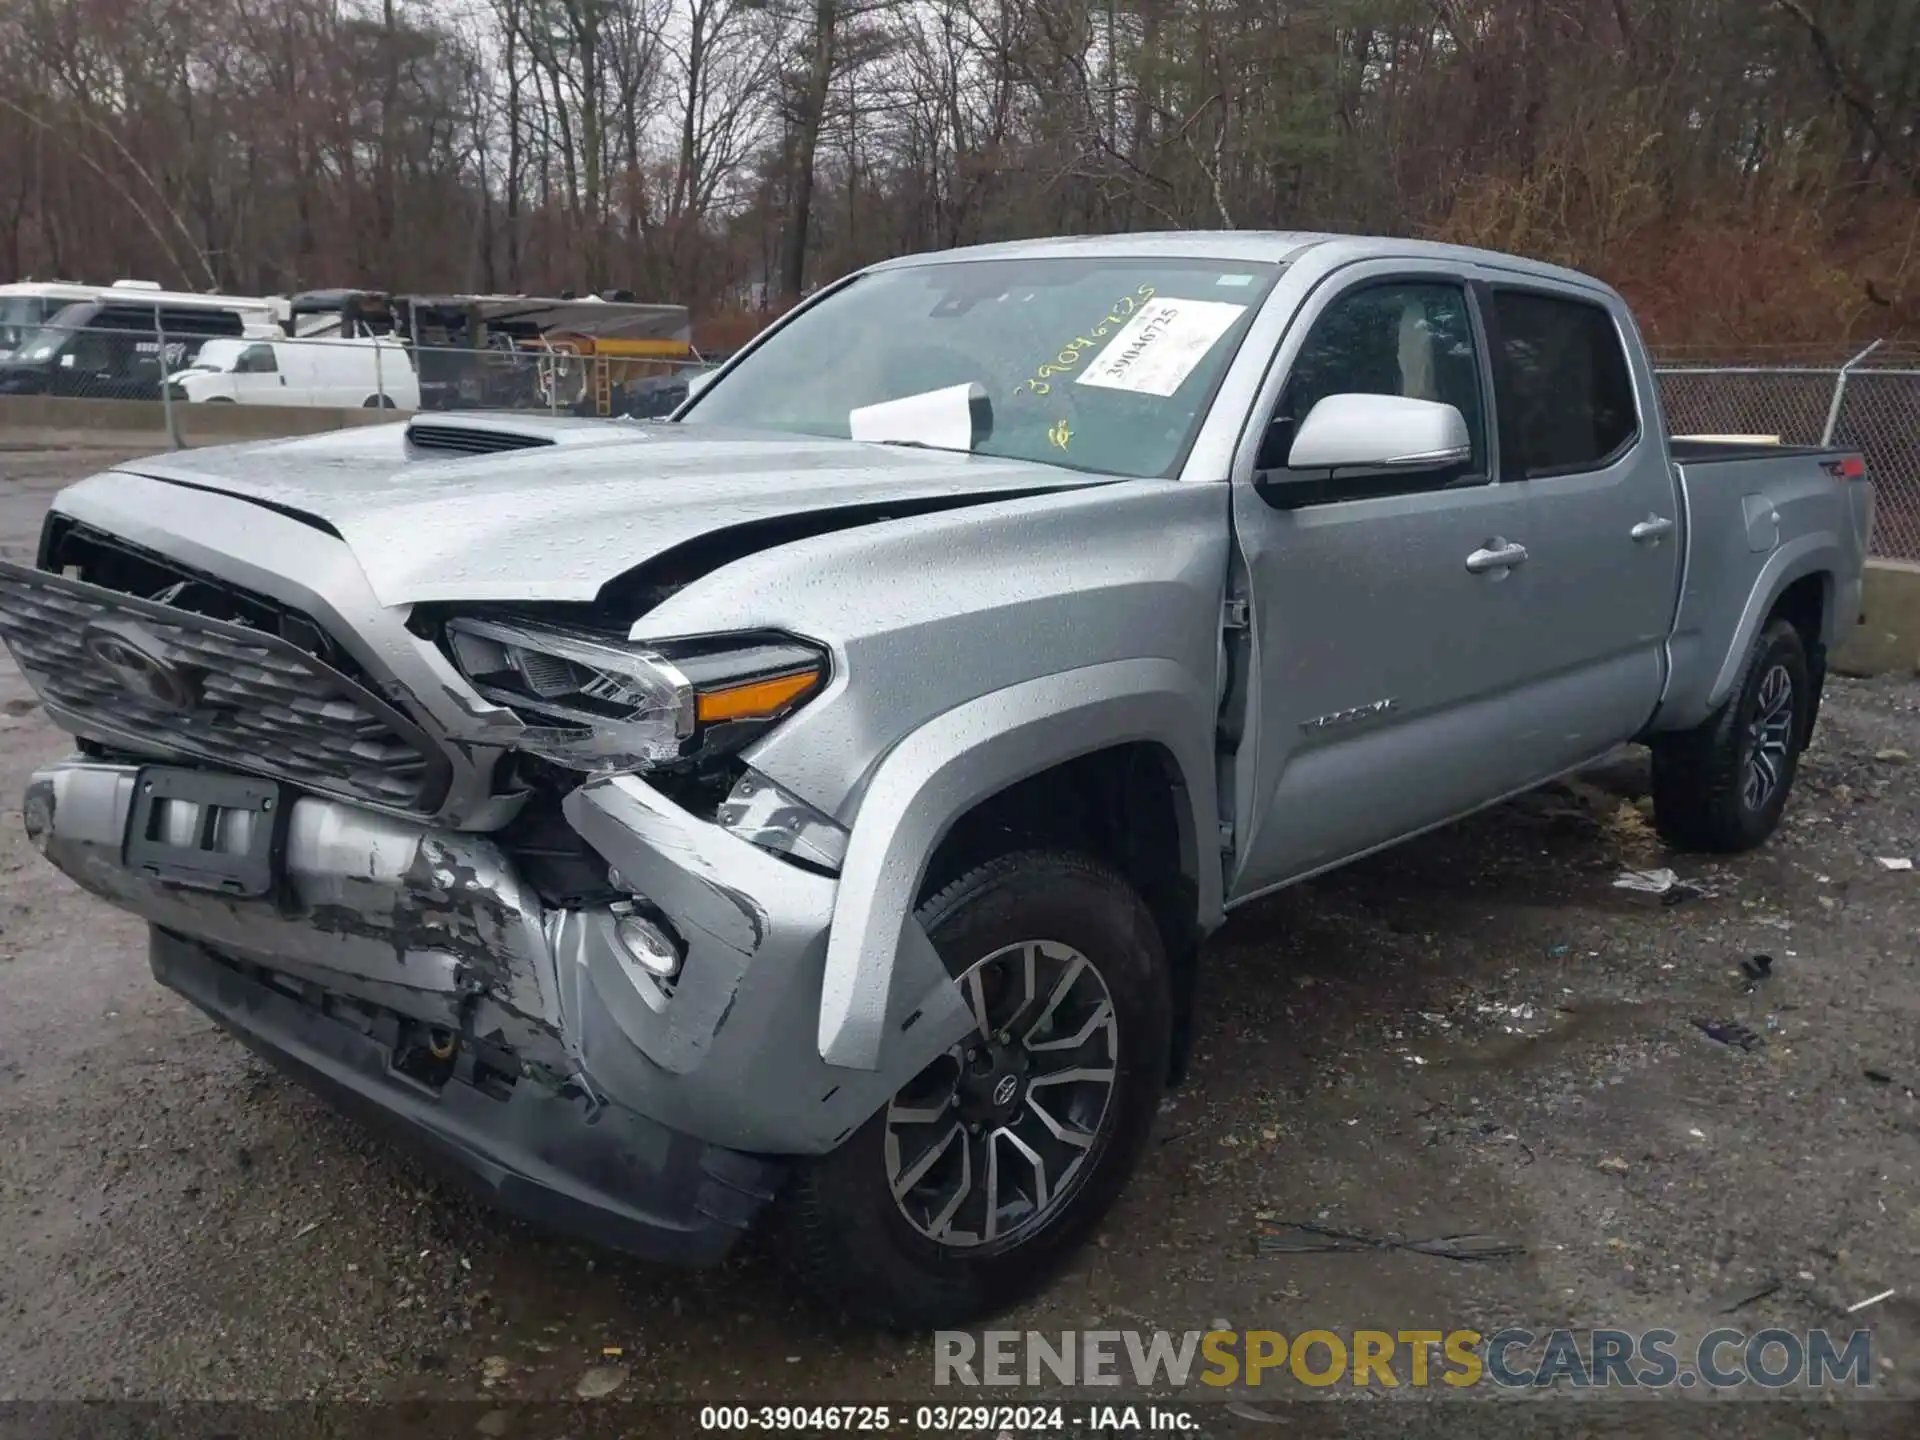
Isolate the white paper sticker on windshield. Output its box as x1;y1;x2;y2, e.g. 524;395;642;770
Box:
1075;297;1247;397
848;382;985;451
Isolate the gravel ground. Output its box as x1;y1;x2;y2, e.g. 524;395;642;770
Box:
0;445;1917;1437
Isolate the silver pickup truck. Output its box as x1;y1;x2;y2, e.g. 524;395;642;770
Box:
0;233;1873;1329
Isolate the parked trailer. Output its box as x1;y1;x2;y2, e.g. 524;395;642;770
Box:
289;289;695;413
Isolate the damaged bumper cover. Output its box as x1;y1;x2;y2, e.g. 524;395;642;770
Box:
152;929;776;1263
25;757;962;1262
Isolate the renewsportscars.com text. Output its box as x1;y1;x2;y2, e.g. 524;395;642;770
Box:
934;1327;1875;1391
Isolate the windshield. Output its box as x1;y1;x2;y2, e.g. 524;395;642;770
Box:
0;297;54;357
681;256;1281;477
11;328;69;364
187;340;244;374
8;301;93;364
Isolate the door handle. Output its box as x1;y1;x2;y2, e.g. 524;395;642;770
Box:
1465;540;1529;574
1630;514;1674;543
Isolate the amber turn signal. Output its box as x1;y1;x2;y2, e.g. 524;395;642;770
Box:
694;668;821;725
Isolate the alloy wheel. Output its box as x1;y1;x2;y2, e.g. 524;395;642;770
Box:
883;939;1119;1250
1742;662;1795;811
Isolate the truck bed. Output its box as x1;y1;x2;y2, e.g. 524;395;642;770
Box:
1667;437;1848;466
1657;437;1872;735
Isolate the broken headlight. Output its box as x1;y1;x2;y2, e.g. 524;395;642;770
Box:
444;617;825;775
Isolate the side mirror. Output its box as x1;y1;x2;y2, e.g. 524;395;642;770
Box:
1284;392;1471;471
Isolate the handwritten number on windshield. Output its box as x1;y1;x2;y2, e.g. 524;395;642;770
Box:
1022;285;1156;397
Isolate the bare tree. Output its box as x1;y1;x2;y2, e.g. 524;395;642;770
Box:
0;0;1913;347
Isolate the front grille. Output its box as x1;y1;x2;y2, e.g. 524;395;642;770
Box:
0;560;446;812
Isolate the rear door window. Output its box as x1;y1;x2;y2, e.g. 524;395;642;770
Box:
1488;290;1637;478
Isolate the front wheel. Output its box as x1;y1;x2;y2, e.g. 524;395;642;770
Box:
1651;617;1811;853
780;850;1169;1330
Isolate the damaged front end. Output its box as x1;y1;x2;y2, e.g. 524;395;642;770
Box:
18;755;870;1259
2;487;964;1265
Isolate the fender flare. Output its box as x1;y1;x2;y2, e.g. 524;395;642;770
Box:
817;657;1221;1070
1703;532;1839;714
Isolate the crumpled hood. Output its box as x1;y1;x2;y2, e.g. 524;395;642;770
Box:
112;417;1113;606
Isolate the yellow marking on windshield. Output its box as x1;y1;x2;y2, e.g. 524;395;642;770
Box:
1047;418;1074;451
1022;285;1157;396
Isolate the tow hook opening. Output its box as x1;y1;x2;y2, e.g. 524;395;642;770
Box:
392;1021;461;1088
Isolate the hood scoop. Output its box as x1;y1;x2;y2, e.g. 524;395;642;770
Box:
405;418;558;457
403;414;657;458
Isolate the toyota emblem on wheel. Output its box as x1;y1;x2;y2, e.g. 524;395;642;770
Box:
991;1074;1019;1108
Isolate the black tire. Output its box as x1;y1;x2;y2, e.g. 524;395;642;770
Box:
204;396;237;404
1651;618;1811;853
780;850;1169;1330
363;395;395;409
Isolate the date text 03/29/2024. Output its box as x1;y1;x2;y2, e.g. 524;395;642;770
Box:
698;1406;1197;1432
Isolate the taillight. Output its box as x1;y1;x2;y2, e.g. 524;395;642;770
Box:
1822;455;1867;480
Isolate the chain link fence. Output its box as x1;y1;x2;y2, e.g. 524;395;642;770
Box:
7;315;1914;559
0;320;716;426
1654;344;1920;561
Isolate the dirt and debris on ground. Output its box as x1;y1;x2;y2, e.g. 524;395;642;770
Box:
0;446;1917;1434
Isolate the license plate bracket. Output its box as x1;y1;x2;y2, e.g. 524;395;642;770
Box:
123;767;288;898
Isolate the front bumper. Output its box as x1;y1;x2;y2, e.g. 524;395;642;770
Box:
24;757;956;1259
152;927;776;1263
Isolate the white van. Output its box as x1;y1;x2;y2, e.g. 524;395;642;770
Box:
168;336;419;410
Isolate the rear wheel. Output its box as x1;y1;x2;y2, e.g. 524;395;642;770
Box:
780;850;1169;1330
1651;618;1811;853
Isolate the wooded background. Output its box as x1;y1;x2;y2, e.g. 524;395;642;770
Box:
2;0;1916;348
